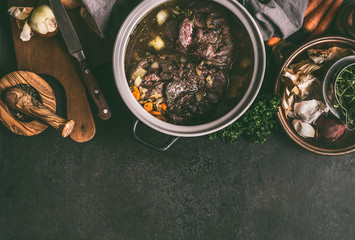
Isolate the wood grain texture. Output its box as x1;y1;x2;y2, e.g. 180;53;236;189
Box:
0;71;55;136
4;87;75;138
8;0;97;142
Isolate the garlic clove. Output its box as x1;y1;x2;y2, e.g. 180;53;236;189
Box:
30;5;58;38
20;21;33;42
292;119;315;138
8;6;34;21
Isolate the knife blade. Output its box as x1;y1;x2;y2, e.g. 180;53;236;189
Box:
49;0;111;120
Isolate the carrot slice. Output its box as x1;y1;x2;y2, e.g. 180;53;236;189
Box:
160;103;167;111
144;102;153;112
303;0;335;33
132;91;140;100
266;36;281;47
155;115;167;121
149;111;162;116
132;86;139;93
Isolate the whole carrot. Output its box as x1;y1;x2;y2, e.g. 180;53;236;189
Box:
305;0;325;17
307;0;344;40
303;0;335;33
266;37;281;47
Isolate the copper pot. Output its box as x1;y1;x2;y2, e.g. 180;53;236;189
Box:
274;36;355;156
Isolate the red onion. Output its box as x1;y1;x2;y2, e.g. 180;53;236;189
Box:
315;115;346;143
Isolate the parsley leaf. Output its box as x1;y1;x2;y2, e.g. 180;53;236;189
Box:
209;93;281;143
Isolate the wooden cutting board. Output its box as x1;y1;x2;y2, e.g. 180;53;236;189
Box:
7;0;112;142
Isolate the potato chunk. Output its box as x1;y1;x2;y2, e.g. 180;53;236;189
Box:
156;10;169;26
148;36;165;51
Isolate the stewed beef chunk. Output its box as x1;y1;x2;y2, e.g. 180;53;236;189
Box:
177;4;234;69
165;63;227;123
129;56;227;124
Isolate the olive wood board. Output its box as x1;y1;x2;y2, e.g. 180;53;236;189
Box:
0;71;56;136
7;0;112;142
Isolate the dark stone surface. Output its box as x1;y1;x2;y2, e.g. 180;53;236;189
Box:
1;2;354;240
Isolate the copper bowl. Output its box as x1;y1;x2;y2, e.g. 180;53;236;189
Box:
274;36;355;156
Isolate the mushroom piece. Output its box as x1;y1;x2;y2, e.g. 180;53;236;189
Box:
295;75;322;100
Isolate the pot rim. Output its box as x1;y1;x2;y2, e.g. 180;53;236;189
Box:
113;0;266;137
274;36;355;156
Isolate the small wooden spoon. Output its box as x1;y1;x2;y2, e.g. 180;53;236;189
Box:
4;86;75;138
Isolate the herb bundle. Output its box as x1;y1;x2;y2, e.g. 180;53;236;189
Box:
335;65;355;127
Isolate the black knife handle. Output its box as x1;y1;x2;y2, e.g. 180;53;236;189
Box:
79;59;111;120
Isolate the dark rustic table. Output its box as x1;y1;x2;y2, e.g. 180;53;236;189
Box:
1;1;354;239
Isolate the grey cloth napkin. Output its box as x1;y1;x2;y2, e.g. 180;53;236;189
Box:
83;0;308;40
244;0;308;40
81;0;116;38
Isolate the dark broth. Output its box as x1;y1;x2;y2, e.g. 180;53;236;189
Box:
125;0;254;124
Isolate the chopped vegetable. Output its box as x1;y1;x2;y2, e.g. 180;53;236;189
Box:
160;103;167;111
151;62;159;68
196;68;201;76
155;115;167;121
156;9;169;26
266;36;281;47
209;94;281;143
206;75;212;85
132;67;147;79
132;92;140;100
148;36;165;51
134;76;142;87
144;102;153;112
150;111;162;116
132;86;140;100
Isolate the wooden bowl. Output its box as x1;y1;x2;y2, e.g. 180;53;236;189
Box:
0;71;56;136
274;36;355;156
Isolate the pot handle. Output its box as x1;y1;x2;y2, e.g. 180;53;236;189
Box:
132;120;179;151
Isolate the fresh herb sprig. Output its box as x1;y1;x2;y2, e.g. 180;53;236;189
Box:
209;94;281;143
335;65;355;126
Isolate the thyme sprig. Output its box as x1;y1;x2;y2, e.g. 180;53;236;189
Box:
335;65;355;126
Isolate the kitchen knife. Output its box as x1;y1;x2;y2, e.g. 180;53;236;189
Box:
49;0;111;120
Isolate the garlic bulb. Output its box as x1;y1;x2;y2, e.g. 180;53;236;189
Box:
30;5;58;37
293;100;328;124
292;119;315;138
